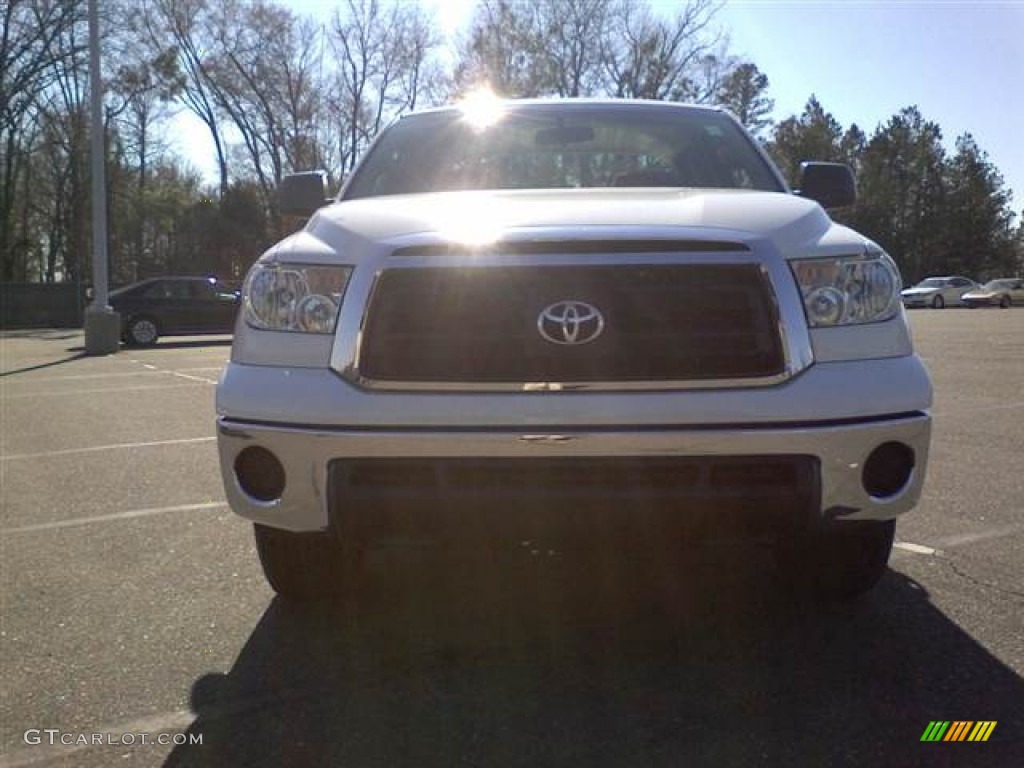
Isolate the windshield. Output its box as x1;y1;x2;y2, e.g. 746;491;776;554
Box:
982;280;1013;290
917;278;948;288
343;104;784;200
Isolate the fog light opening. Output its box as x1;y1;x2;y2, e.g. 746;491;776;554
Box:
862;442;915;499
235;446;286;502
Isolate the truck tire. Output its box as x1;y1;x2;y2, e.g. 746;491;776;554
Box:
775;519;895;601
253;524;360;601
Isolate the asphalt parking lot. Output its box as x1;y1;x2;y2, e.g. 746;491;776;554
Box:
1;309;1022;767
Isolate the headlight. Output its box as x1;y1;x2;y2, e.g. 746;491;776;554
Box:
243;263;352;333
790;252;901;327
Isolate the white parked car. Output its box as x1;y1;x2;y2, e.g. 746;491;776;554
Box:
960;278;1024;308
900;276;977;308
216;98;933;603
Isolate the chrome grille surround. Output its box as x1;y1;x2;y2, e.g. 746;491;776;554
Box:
330;230;814;392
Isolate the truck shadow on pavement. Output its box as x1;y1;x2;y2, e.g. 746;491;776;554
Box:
165;545;1023;767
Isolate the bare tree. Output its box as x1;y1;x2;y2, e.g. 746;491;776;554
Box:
454;0;550;97
278;15;331;174
457;0;612;98
106;24;185;280
39;1;92;285
204;0;288;203
599;0;721;100
329;0;442;173
542;0;613;97
453;0;723;103
0;0;83;280
145;0;231;198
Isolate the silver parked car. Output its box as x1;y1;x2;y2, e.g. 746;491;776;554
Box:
960;278;1024;308
900;276;977;308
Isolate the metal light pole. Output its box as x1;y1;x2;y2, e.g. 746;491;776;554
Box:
83;0;120;354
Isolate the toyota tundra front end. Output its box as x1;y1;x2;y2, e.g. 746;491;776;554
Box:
216;99;932;602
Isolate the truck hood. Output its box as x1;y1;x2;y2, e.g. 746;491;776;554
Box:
279;188;867;262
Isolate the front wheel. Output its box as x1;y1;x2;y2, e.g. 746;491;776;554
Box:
125;316;159;346
774;519;895;601
999;295;1011;308
931;295;945;309
254;524;361;602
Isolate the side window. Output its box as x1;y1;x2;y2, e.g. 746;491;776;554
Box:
953;278;971;287
142;281;170;299
191;280;217;299
163;281;193;299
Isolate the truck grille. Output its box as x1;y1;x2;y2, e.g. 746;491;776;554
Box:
358;264;784;385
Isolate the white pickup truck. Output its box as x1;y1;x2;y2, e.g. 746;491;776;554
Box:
216;98;932;602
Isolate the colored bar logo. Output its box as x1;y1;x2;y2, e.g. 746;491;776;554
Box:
920;721;996;742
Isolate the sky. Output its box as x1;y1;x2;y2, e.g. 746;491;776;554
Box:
171;0;1024;214
713;0;1024;212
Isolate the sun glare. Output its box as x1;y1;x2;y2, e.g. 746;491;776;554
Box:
458;86;505;131
432;195;504;246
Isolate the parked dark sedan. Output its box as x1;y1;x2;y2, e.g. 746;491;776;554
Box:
110;276;240;346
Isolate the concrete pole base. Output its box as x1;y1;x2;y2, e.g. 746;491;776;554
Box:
84;306;121;355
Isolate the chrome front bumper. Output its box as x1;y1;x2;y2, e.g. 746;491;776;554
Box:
216;356;933;533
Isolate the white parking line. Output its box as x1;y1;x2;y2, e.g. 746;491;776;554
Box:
1;436;215;462
168;370;218;384
128;359;221;384
0;370;167;384
1;367;224;388
932;524;1024;549
893;541;938;556
1;382;210;399
3;502;228;534
893;525;1024;556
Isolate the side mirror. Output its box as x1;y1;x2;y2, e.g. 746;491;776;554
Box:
795;162;856;209
278;171;330;217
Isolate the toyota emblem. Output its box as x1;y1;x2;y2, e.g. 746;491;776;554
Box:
537;301;605;345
